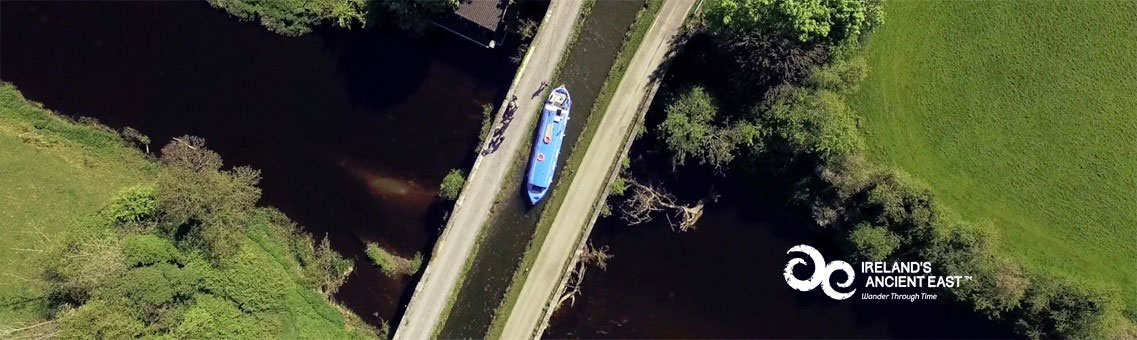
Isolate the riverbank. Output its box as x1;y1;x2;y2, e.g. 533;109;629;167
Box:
849;0;1137;319
0;83;156;328
0;83;377;339
1;1;515;330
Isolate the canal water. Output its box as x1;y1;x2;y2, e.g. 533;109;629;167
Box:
0;0;517;328
438;0;647;337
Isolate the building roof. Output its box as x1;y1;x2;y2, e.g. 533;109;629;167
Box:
453;0;509;31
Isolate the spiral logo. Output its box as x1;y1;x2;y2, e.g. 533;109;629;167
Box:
784;245;856;300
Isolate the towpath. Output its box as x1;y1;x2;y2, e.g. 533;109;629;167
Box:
393;1;585;339
498;0;697;338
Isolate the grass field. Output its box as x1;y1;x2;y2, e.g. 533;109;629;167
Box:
847;0;1137;316
0;82;156;325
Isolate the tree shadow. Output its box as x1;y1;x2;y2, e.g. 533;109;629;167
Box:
316;26;433;112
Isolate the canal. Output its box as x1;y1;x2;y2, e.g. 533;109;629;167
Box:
438;0;647;337
0;0;518;329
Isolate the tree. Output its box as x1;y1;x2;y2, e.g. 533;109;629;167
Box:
439;169;465;200
208;0;367;37
658;86;742;171
704;0;883;44
759;84;864;160
847;223;899;261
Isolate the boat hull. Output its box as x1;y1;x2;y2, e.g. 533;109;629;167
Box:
526;86;572;204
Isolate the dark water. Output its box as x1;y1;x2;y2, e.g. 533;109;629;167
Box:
438;0;647;337
544;187;1017;338
1;1;515;328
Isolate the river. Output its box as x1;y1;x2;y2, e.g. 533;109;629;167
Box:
544;187;1016;338
0;0;517;328
2;1;1018;338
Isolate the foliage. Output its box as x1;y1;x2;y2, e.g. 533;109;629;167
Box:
477;103;495;149
704;0;883;43
120;126;150;153
55;299;145;339
847;223;898;261
0;84;157;326
658;86;746;171
365;242;422;277
122;234;180;267
1;93;374;338
759;84;863;160
647;0;1134;335
439;169;466;200
847;0;1137;319
207;0;367;37
102;184;158;228
717;30;829;90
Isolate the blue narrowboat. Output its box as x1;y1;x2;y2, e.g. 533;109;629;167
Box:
526;86;571;204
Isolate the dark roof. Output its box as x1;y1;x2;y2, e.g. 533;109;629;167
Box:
453;0;508;31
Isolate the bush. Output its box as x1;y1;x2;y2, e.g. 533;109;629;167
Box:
760;85;864;160
122;234;180;267
56;299;145;340
704;0;884;44
207;0;367;37
659;86;742;171
208;245;289;313
103;185;158;228
847;223;899;261
365;242;421;277
439;169;466;200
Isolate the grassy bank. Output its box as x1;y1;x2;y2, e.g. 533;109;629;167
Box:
485;0;665;337
0;83;377;339
0;82;156;326
847;0;1137;317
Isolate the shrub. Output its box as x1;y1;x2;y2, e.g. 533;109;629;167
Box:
704;0;884;44
171;294;273;339
56;299;145;340
847;223;899;261
102;185;158;228
439;169;466;200
208;245;288;313
207;0;367;37
760;85;864;160
122;234;180;267
365;242;421;277
659;86;741;171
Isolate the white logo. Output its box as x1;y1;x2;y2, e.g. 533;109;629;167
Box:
784;245;856;300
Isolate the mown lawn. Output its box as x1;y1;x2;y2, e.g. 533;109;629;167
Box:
0;83;156;325
848;0;1137;316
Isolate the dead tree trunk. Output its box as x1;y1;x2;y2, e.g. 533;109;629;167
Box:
555;242;612;308
619;179;715;232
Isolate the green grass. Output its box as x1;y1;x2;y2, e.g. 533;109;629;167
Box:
0;83;155;326
365;242;422;277
847;0;1137;316
485;0;665;337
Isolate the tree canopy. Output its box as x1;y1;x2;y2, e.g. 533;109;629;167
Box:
36;137;377;339
658;86;753;171
704;0;882;43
